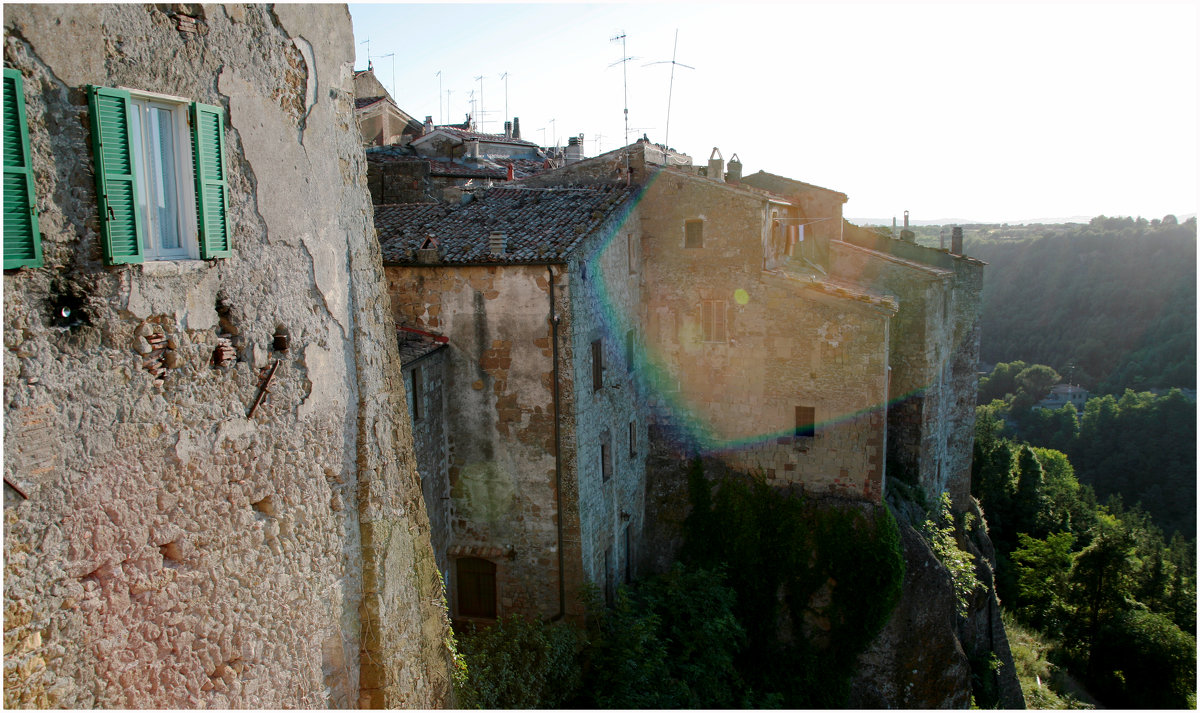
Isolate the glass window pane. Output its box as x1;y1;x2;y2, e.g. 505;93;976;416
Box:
129;105;151;251
149;106;180;250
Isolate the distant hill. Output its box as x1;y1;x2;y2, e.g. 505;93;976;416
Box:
964;216;1197;394
850;213;1194;228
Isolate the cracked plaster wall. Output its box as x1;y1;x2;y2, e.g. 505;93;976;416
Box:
4;4;450;708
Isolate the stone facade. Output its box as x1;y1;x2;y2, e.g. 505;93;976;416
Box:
3;4;450;708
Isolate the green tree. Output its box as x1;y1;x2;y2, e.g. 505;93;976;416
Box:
1067;513;1137;671
1011;531;1076;637
1016;364;1061;402
455;615;582;708
1012;445;1047;538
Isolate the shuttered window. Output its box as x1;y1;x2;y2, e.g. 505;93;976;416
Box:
88;86;143;264
190;102;230;259
701;300;726;343
88;86;231;264
3;69;42;269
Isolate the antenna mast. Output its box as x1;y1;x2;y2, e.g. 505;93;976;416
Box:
436;71;443;124
645;29;694;149
475;75;485;132
609;32;637;149
500;72;509;125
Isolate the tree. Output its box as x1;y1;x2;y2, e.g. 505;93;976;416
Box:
1012;531;1076;637
1015;364;1061;402
1067;513;1137;671
1012;446;1047;538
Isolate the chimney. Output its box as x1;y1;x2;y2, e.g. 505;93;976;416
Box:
726;152;742;183
512;117;521;139
951;226;963;255
708;147;724;183
565;134;585;163
506;163;514;181
489;232;507;255
467;138;480;159
504;120;513;138
424;115;434;134
903;210;909;229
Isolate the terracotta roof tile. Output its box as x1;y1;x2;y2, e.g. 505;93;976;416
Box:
377;185;638;265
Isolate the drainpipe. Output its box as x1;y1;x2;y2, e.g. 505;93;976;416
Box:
548;264;567;621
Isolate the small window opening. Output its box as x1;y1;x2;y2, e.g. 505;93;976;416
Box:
456;557;497;619
684;219;704;249
701;300;727;343
591;338;604;392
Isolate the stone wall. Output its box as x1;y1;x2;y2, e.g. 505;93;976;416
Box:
403;349;452;585
384;264;566;620
368;160;434;204
3;4;451;708
637;171;892;500
566;208;647;600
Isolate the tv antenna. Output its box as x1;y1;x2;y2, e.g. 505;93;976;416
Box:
359;37;370;69
475;75;485;132
499;72;510;125
645;29;694;149
435;71;443;124
609;32;638;149
380;52;396;100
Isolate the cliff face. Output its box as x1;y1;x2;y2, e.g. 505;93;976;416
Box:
3;4;451;708
851;495;1024;709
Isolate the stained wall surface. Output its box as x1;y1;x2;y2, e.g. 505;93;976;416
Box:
3;4;451;708
637;171;893;500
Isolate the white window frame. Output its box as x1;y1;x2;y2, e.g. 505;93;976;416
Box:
125;89;199;261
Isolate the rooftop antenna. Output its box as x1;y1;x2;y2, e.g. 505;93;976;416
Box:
593;132;605;154
359;37;370;70
550;118;556;148
435;70;443;124
468;89;476;129
644;29;694;149
446;89;453;126
499;71;509;124
609;32;637;150
475;75;485;132
380;52;396;101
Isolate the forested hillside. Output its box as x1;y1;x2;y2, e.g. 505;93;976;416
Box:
961;216;1196;394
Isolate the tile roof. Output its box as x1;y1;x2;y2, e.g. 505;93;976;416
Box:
377;185;638;265
739;170;848;200
397;326;448;365
356;96;387;110
365;146;553;180
423;126;540;148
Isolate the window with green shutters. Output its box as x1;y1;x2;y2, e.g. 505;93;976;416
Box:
87;85;231;264
3;68;43;269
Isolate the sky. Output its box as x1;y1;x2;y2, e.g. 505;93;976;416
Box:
348;2;1197;224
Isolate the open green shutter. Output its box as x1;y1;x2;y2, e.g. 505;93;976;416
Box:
87;85;142;265
190;102;230;259
3;68;43;269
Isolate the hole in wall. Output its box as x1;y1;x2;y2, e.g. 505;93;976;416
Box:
47;278;89;331
159;540;184;566
273;325;289;353
251;495;276;517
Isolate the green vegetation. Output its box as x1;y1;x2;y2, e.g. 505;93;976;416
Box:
965;216;1197;394
981;364;1195;537
681;461;905;707
922;492;981;617
973;403;1196;709
454;460;906;708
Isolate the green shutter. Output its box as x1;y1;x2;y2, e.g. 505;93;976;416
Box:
87;85;143;265
190;102;230;259
3;68;43;269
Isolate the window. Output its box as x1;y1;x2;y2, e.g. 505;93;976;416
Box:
701;300;726;343
591;338;604;392
627;232;638;274
625;328;636;373
409;366;422;421
795;406;816;440
87;86;230;265
684;219;703;248
456;557;497;619
3;68;42;269
628;420;637;457
600;430;612;482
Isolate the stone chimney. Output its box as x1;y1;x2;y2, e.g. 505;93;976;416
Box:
504;120;513;139
489;232;507;255
726;152;742;183
424;115;434;134
565;134;585;163
708;147;724;183
512;117;521;139
951;226;963;255
467;138;480;159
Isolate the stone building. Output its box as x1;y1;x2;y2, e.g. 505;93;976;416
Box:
377;185;646;623
3;4;451;708
352;67;423;147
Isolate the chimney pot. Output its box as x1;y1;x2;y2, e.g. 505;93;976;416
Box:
504;120;513;138
708;147;725;183
512;117;521;139
489;232;507;255
727;152;742;182
951;226;964;255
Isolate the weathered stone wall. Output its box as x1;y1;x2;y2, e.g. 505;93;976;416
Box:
566;209;648;598
637;171;892;500
3;4;450;708
833;226;985;507
403;349;452;585
368;161;433;204
384;264;566;620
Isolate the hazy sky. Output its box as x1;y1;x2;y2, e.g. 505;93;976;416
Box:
349;2;1196;224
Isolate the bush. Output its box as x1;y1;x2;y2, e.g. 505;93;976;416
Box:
454;615;582;708
1089;609;1196;709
